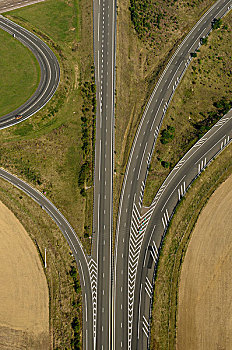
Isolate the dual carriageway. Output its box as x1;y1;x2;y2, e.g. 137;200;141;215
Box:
0;0;232;348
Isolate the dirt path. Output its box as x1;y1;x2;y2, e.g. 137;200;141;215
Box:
177;175;232;350
0;201;49;349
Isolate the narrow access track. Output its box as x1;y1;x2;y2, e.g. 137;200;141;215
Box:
113;1;232;349
0;15;94;350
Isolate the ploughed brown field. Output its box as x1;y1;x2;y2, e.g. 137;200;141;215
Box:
177;175;232;350
0;201;49;349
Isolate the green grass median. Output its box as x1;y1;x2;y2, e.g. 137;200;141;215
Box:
0;28;40;116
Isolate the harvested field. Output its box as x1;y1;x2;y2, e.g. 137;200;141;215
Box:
177;175;232;350
0;201;49;349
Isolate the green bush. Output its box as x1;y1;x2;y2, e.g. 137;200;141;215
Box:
212;18;222;30
200;37;208;45
161;160;170;168
160;125;175;144
71;316;81;349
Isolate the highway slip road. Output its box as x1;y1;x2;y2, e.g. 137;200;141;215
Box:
92;0;116;348
0;15;60;129
134;109;232;349
0;15;94;349
113;0;232;349
0;167;94;349
0;0;45;14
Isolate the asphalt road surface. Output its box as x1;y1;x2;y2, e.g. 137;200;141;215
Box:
0;0;45;14
113;1;232;349
92;0;116;348
134;109;232;349
0;15;60;129
1;1;232;349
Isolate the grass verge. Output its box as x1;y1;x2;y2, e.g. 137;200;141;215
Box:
0;177;82;349
143;12;232;206
1;0;94;254
114;0;217;234
0;28;40;116
150;143;232;349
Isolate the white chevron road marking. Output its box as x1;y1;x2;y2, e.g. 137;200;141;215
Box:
88;258;98;340
128;198;155;349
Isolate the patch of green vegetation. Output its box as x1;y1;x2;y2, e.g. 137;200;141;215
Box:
212;17;222;29
6;0;78;45
0;29;40;116
143;13;232;206
129;0;213;48
194;97;232;138
71;316;81;349
150;144;232;350
161;160;170;168
70;265;82;349
14;123;34;136
200;36;208;45
78;76;96;197
160;125;175;144
190;51;197;57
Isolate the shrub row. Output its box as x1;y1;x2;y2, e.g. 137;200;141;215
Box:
69;265;82;349
78;69;96;196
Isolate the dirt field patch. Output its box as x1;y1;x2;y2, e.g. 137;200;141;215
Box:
0;201;49;349
177;175;232;350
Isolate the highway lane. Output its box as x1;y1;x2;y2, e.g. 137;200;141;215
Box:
113;1;232;349
92;0;116;348
135;109;232;349
0;15;94;349
0;15;60;129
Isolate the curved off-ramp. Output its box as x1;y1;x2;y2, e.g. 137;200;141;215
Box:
0;14;94;350
0;15;60;129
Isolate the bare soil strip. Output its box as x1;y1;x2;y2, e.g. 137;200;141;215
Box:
177;175;232;350
0;201;49;349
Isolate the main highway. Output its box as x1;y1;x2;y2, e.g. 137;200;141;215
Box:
0;1;232;350
113;0;232;349
92;0;116;348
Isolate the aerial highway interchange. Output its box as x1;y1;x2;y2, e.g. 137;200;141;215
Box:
0;0;232;349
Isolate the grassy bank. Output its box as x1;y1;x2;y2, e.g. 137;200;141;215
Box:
143;12;232;206
1;0;94;253
0;177;82;349
150;142;232;349
0;28;40;116
114;0;216;233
